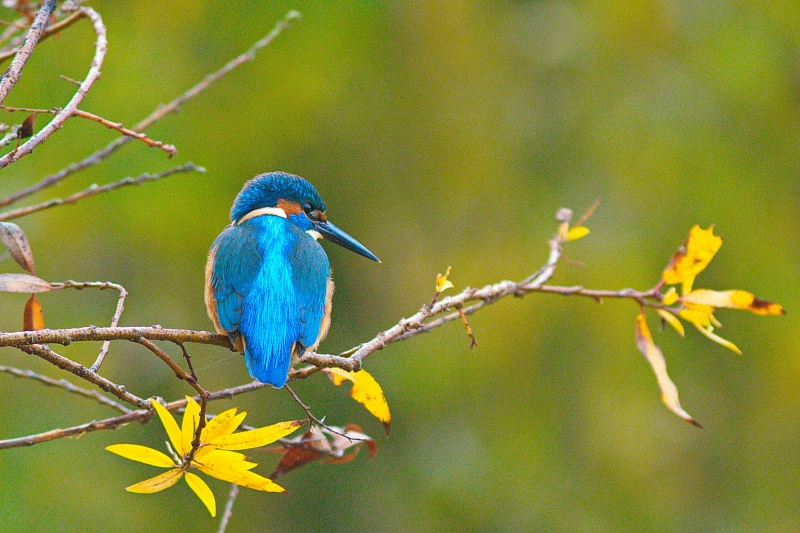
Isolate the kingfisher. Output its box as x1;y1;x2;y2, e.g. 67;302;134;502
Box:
205;172;380;388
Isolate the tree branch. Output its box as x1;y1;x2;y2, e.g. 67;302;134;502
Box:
0;364;131;414
0;208;665;450
46;280;130;372
0;380;269;450
0;10;300;207
0;163;205;221
0;0;55;106
19;343;148;409
0;105;177;156
0;5;107;168
0;10;87;64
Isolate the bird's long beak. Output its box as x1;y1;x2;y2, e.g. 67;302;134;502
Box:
313;220;380;263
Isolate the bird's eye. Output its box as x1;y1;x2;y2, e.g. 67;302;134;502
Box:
302;202;312;213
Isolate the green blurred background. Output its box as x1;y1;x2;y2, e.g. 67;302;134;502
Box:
0;1;798;531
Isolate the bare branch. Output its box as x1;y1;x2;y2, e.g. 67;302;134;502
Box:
43;280;129;372
0;163;205;221
19;343;148;408
0;5;107;168
217;484;240;533
0;10;300;206
0;207;667;449
0;364;131;414
0;10;87;64
0;380;268;450
0;0;56;106
0;105;177;156
0;325;231;349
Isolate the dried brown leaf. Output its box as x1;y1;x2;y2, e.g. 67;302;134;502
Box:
0;221;35;273
19;112;35;139
268;425;376;479
0;273;52;293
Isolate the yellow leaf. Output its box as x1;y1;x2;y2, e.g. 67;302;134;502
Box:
195;462;285;492
656;309;685;337
126;468;184;494
678;304;714;328
662;287;678;306
196;449;257;470
693;323;742;355
566;226;590;241
201;408;246;442
662;225;722;291
324;368;392;435
184;472;216;517
635;314;701;428
436;266;453;294
211;420;304;450
150;399;184;457
106;444;175;468
181;396;201;457
683;289;785;316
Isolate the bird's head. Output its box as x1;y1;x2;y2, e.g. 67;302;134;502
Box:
231;172;380;262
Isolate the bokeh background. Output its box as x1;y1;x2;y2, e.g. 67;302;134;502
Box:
0;1;798;531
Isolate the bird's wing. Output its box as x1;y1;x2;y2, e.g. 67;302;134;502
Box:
289;230;331;353
207;224;262;345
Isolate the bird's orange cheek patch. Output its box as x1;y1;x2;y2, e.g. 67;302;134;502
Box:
277;199;302;215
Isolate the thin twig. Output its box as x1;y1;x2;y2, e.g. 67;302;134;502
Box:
0;5;107;168
284;384;353;439
179;343;197;381
0;380;268;449
0;208;668;449
0;10;87;64
0;124;20;148
19;343;148;408
132;337;209;461
0;364;131;414
217;484;239;533
0;105;177;156
285;384;327;427
0;163;204;221
0;0;56;106
47;280;128;372
0;10;300;206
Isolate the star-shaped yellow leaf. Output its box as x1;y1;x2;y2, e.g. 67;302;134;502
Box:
107;398;303;517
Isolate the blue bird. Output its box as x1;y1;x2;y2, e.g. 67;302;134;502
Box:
205;172;379;388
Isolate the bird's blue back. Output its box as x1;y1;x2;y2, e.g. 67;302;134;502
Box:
209;214;329;387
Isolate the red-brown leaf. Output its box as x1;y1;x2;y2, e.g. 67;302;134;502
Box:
19;113;36;139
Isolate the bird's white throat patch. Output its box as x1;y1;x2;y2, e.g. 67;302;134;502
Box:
236;206;287;224
306;230;323;240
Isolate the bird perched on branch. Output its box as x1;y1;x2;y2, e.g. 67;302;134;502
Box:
205;172;380;388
